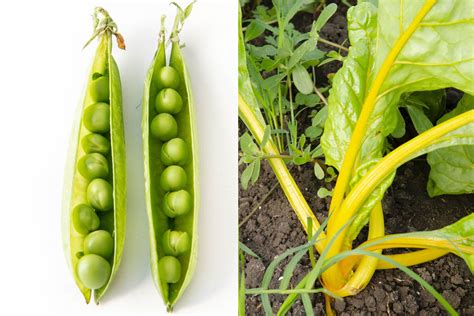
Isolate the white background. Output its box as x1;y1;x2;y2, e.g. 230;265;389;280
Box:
0;1;237;315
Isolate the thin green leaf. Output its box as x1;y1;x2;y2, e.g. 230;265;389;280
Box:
406;105;433;134
292;64;313;95
261;125;271;147
241;161;256;190
239;242;261;259
302;294;315;316
251;159;261;184
314;3;337;31
245;20;266;42
314;163;324;180
317;187;332;198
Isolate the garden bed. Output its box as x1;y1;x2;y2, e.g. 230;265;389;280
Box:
239;1;474;314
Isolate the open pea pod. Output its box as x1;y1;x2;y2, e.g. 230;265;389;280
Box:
62;8;126;304
142;12;199;311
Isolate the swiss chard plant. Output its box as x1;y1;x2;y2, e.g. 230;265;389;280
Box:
239;0;474;314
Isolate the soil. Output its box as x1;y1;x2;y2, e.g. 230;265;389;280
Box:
240;1;474;315
240;161;474;315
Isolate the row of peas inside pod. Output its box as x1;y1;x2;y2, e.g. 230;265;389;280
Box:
73;73;115;290
151;66;192;284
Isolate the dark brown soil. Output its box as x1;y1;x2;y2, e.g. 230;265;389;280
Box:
240;1;474;315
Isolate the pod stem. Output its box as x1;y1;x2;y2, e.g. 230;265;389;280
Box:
159;15;167;44
169;1;196;44
84;7;126;50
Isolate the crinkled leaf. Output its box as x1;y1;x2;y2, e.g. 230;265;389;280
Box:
427;94;474;196
321;1;474;240
321;3;378;170
323;1;474;170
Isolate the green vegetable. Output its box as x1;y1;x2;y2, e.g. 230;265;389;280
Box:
154;66;180;89
321;0;474;241
72;204;100;235
161;138;188;166
76;254;112;290
89;76;110;102
162;190;192;218
160;165;187;191
156;88;183;114
81;133;111;155
83;103;110;133
162;230;191;256
151;113;178;141
77;153;109;180
62;7;126;304
87;179;113;211
159;256;182;284
427;94;474;196
84;230;114;258
142;3;198;310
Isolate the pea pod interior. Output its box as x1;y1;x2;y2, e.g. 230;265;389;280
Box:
62;34;126;304
143;39;199;310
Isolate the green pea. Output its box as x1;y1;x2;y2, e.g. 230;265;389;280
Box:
89;76;109;102
72;204;100;235
76;254;111;289
155;88;183;114
161;138;188;166
87;179;113;211
84;230;114;258
150;113;178;141
162;230;190;256
162;190;192;218
158;256;181;284
83;103;110;133
154;66;180;90
160;166;187;191
77;153;109;180
81;133;110;155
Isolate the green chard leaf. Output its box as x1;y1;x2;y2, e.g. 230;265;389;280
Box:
321;1;474;241
437;213;474;272
321;2;378;170
427;94;474;196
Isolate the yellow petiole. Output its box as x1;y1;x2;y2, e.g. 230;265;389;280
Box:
376;249;449;270
323;108;473;290
324;0;438;290
239;94;326;253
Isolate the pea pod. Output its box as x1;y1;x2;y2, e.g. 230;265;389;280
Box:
62;8;126;304
142;6;198;311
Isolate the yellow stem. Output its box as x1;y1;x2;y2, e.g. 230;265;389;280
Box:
359;236;474;255
324;0;437;290
323;108;473;289
329;0;438;217
336;203;385;297
325;294;335;316
238;94;326;253
377;249;448;270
